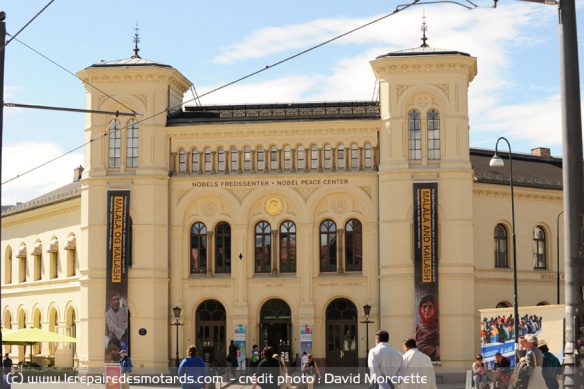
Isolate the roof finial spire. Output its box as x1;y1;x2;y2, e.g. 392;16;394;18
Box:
420;10;429;48
132;22;141;59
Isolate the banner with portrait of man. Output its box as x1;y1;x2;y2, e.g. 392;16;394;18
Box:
105;190;131;363
413;182;440;362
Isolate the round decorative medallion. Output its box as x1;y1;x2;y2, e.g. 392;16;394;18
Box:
265;197;283;216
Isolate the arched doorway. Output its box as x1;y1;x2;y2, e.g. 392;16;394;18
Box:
196;300;226;367
260;299;291;355
325;298;358;368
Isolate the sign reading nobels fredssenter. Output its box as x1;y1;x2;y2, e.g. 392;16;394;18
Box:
190;178;350;188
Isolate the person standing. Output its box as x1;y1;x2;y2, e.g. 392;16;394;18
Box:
368;330;403;389
178;345;208;389
397;338;436;389
251;345;260;368
537;339;562;389
228;340;240;378
119;350;133;389
2;354;12;375
252;346;280;389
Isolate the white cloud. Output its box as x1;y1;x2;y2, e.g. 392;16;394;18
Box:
1;142;84;206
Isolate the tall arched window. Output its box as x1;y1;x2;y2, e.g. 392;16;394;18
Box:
218;147;225;172
350;144;358;168
215;222;231;274
270;146;278;170
345;219;362;272
320;220;337;272
178;149;186;173
364;143;372;168
324;144;332;169
494;224;508;268
109;119;122;168
204;148;212;173
533;226;546;269
283;146;291;170
126;119;139;167
280;221;296;273
297;146;305;170
231;147;238;172
257;146;265;171
192;148;199;173
255;221;271;273
190;222;207;274
408;110;421;160
427;109;440;160
244;147;251;171
338;145;346;169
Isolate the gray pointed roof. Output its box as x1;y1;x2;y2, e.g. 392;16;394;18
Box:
377;46;471;59
89;57;173;68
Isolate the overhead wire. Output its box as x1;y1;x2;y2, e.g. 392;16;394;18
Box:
0;0;55;51
3;0;477;186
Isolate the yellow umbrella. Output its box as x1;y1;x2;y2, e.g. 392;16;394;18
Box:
2;327;78;364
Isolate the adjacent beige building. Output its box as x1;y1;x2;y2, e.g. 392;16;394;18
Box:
1;39;564;377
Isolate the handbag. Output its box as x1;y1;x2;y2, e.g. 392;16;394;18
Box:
527;357;547;389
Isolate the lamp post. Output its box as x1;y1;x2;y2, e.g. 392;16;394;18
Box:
171;306;184;368
360;304;375;355
556;211;563;305
490;137;519;347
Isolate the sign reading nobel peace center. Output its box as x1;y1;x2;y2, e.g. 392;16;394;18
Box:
105;190;131;362
413;182;439;362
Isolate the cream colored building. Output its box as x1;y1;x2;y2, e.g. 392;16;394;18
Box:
1;40;564;377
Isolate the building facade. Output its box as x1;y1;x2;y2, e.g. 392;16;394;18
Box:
1;42;564;375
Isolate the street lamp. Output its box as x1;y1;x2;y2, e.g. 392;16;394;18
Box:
171;306;184;368
490;137;519;347
556;211;564;305
360;304;375;355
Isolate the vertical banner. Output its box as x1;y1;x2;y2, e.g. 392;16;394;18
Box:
234;326;246;371
413;182;439;362
105;190;131;363
105;364;121;389
300;326;313;356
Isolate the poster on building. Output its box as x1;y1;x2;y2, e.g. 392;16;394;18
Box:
234;326;246;370
480;304;564;367
413;182;440;362
300;326;313;357
105;364;121;389
105;190;131;363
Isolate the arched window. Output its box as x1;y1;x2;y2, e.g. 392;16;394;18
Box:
204;148;212;173
297;146;305;170
311;145;318;170
126;119;139;168
244;147;251;171
533;226;546;269
270;146;278;170
32;241;42;281
257;146;265;171
345;219;362;272
190;222;207;274
320;220;337;272
231;147;238;172
215;222;231;274
283;146;291;170
109;119;122;168
255;221;271;273
280;221;296;273
350;144;358;168
338;145;346;169
218;148;225;172
324;144;332;170
178;149;186;173
494;224;508;268
427;109;440;160
408;110;421;160
191;148;199;173
364;143;372;168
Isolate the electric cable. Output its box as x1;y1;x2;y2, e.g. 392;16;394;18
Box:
1;0;55;50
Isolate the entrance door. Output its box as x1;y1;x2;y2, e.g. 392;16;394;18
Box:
260;299;292;356
325;299;358;368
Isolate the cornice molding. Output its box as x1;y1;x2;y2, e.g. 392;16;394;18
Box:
473;188;563;202
2;203;81;228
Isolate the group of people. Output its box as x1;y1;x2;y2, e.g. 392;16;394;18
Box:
473;334;562;389
482;315;543;345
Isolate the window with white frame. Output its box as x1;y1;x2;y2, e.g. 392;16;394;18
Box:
427;109;440;160
408;110;421;160
126;119;139;167
533;226;546;269
494;224;508;268
109;119;122;168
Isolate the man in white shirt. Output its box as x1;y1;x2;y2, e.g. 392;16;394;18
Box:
398;338;437;389
368;330;403;389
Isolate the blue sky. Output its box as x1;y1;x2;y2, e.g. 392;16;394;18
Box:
2;0;583;205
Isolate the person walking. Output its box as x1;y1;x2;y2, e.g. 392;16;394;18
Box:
398;338;436;389
119;349;133;389
178;345;208;389
302;354;321;389
2;354;12;375
538;339;562;389
252;346;281;389
228;340;240;379
368;330;403;389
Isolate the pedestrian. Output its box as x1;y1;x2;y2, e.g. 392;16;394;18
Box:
398;338;436;389
2;354;12;375
368;330;403;389
228;340;239;378
538;338;562;389
300;351;308;368
178;345;209;389
252;346;280;389
119;350;133;389
2;372;11;389
274;354;292;389
251;345;260;368
302;354;321;389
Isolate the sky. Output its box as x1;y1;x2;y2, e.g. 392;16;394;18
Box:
2;0;583;205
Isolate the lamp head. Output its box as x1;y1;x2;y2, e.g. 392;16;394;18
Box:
172;306;182;319
490;154;505;167
363;304;372;317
